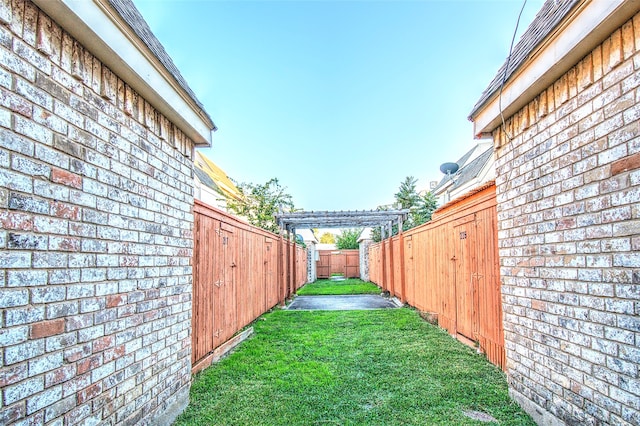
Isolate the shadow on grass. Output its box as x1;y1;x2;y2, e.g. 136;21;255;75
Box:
177;309;535;425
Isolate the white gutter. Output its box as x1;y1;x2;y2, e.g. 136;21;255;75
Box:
472;0;640;136
32;0;214;147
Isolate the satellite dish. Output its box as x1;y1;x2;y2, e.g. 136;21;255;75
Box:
439;162;459;175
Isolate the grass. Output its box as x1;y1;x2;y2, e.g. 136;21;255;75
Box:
176;309;535;425
296;278;381;295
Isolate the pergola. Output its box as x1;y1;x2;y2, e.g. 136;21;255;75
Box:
276;209;410;239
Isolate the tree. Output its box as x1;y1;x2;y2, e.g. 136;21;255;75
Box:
395;176;420;209
318;232;335;244
371;176;438;242
226;178;295;234
371;227;382;243
413;191;438;225
335;228;362;249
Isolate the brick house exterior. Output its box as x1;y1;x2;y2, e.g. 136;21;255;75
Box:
0;0;214;424
470;1;639;425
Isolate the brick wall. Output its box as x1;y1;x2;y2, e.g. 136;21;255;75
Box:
494;12;640;425
1;1;195;425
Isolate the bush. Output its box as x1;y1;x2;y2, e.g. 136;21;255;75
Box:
335;228;362;249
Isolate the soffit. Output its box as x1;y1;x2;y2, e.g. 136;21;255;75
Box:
32;0;215;146
470;0;639;135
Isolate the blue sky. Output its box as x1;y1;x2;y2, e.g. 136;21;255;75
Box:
133;0;543;211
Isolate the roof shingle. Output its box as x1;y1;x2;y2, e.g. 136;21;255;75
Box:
432;147;493;194
107;0;215;128
468;0;580;119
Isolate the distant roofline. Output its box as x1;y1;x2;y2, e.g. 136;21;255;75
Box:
195;151;242;201
432;145;493;195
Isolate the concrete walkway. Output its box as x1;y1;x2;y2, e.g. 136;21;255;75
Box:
286;294;401;311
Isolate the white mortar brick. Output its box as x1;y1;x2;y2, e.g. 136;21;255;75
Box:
493;12;640;425
0;2;197;424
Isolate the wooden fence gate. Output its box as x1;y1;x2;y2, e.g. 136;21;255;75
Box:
368;183;505;369
316;250;360;278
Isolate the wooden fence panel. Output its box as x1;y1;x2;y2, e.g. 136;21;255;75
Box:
264;237;278;310
345;251;359;278
331;251;346;275
296;245;307;289
192;200;307;371
317;251;330;278
368;184;505;369
474;204;505;368
392;236;402;298
369;244;381;284
404;236;415;307
383;240;393;294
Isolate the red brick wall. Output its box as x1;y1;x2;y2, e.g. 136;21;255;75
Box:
493;12;640;425
0;1;195;424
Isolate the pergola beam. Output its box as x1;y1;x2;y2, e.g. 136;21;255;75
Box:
280;210;408;218
276;209;409;231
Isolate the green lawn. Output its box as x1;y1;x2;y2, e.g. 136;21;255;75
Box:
296;278;381;295
177;309;534;425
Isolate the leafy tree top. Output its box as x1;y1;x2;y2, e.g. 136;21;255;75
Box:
318;232;336;244
395;176;420;210
335;228;363;249
226;178;296;235
371;176;438;242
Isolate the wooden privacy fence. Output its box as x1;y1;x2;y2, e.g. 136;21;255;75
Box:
192;200;307;371
317;250;360;278
369;183;505;369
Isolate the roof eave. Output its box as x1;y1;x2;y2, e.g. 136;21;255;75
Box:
33;0;215;147
470;0;639;136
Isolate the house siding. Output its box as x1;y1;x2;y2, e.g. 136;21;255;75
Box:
0;1;195;425
493;12;640;426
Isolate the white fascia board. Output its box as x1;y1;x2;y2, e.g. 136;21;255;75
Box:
33;0;213;147
472;0;640;136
